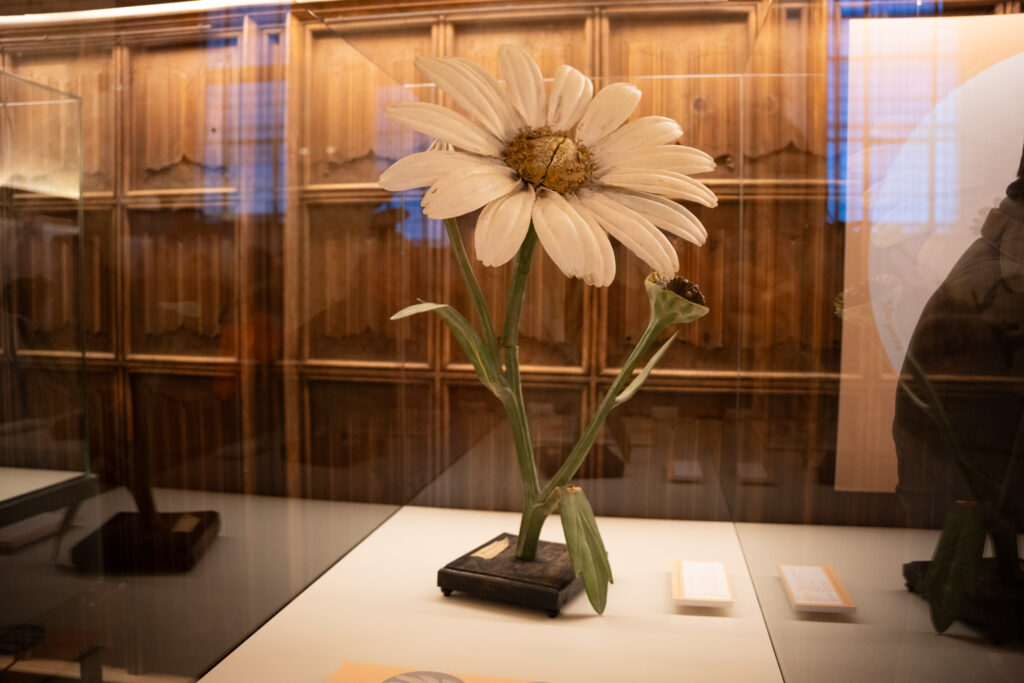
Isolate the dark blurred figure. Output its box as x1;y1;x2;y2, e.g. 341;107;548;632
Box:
894;144;1024;529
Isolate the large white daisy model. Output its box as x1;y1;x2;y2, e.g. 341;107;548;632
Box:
379;44;716;286
384;46;715;616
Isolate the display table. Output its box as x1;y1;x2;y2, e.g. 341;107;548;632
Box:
0;466;83;504
200;506;782;683
735;523;1024;683
0;487;398;680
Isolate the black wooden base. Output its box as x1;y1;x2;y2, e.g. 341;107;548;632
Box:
904;559;1024;642
437;533;582;617
71;511;219;574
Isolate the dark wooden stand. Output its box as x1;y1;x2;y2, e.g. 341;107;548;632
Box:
71;510;219;573
437;533;582;617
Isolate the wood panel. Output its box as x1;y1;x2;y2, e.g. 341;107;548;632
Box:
131;372;242;492
128;39;240;191
305;379;432;503
582;389;734;521
307;26;432;185
426;383;583;511
305;201;432;363
127;207;237;357
739;196;841;373
84;369;120;483
729;391;905;526
450;13;591;74
8;204;82;352
8;47;116;193
7;205;114;353
448;211;586;369
0;367;86;472
745;2;828;181
605;11;751;180
0;0;898;527
604;201;735;371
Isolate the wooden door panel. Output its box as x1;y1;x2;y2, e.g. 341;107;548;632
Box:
127;208;237;358
128;39;239;190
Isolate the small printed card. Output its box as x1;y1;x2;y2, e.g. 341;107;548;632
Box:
671;560;733;607
329;662;532;682
778;564;855;613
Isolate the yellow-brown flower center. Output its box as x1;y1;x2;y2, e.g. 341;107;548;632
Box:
502;126;594;194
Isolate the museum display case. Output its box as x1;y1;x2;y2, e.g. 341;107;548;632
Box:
0;0;1022;681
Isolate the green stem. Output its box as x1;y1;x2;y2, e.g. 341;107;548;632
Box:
503;228;542;506
444;217;500;360
516;495;557;560
540;317;668;501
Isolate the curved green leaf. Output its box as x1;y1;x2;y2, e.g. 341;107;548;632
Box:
558;485;613;614
616;332;678;406
391;301;505;398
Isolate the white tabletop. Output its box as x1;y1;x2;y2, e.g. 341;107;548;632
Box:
201;506;782;683
735;523;1024;683
0;466;83;504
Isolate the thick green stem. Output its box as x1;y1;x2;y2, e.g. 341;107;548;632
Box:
503;228;542;508
540;317;668;501
443;217;500;359
516;495;556;560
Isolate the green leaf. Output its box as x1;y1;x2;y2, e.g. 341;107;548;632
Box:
922;500;987;633
558;485;613;614
391;301;505;398
616;332;678;405
390;301;448;320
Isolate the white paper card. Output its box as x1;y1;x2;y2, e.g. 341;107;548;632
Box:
779;564;855;613
672;561;733;607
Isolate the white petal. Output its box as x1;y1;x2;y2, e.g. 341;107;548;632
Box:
547;64;593;131
380;150;494;191
578;189;679;274
386;102;503;157
595;145;716;176
547;192;605;285
532;190;586;278
567;196;616;286
422;165;521;219
427;139;455;152
416;56;520;141
598;168;718;207
575;83;642;147
603;190;707;246
499;45;546;129
592;116;683;161
475;185;536;267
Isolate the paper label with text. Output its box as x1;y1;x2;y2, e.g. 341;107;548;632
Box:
780;565;842;605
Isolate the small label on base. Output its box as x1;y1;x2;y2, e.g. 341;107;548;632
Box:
672;560;733;607
470;536;509;560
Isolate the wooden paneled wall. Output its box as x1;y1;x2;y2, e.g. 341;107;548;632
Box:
0;0;960;526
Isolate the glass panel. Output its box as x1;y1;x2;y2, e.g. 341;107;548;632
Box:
1;3;1022;682
732;5;1024;683
0;67;94;678
0;70;87;491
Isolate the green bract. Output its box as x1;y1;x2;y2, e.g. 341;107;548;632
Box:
645;273;710;328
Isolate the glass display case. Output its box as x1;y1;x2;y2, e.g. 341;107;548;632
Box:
0;69;90;514
0;1;1021;681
